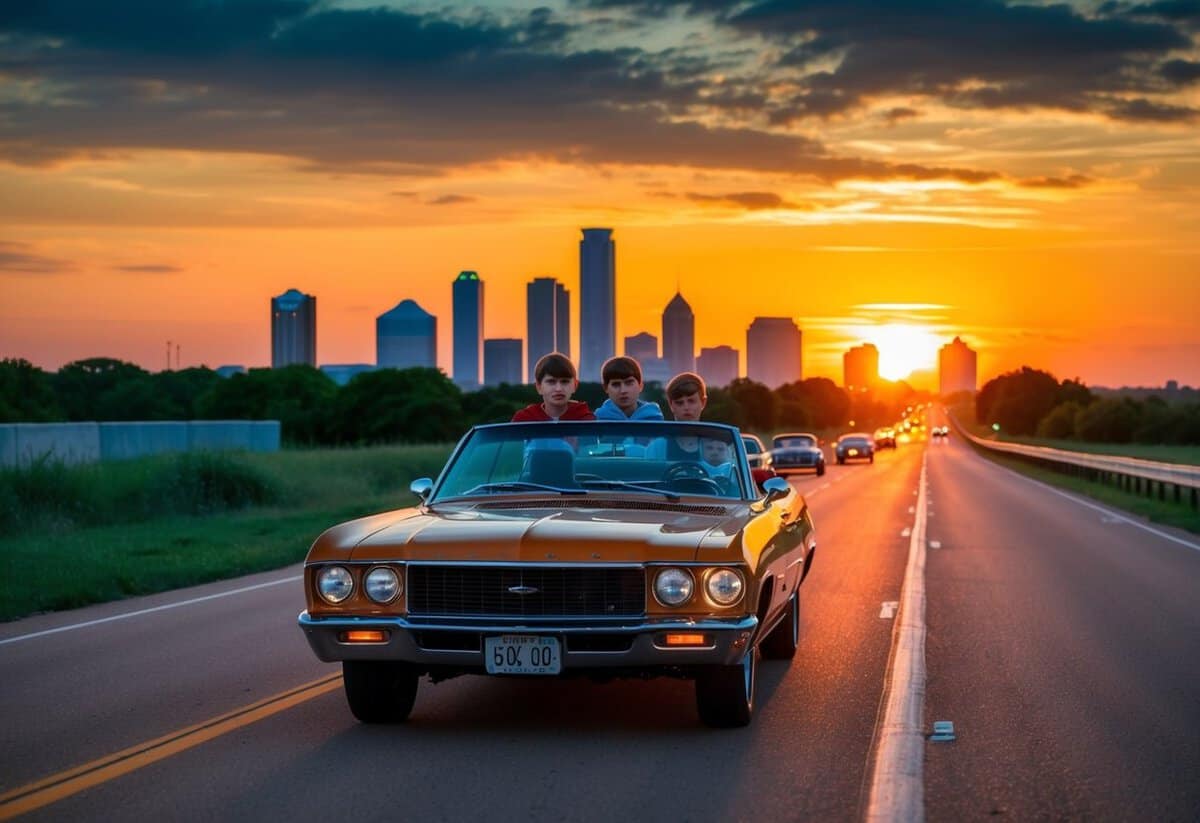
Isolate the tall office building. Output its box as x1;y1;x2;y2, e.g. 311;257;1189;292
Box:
452;271;484;389
377;299;437;369
939;336;978;395
484;338;523;386
579;228;615;382
746;317;802;389
526;278;570;382
662;292;695;376
270;288;316;368
697;345;739;388
844;343;880;391
624;332;658;363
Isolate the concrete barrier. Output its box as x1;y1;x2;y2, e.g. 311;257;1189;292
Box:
14;423;101;466
99;422;190;460
0;421;281;467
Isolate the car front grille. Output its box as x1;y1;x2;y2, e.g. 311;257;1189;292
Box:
407;565;646;618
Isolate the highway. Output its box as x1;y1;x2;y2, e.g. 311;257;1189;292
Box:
1;433;1198;822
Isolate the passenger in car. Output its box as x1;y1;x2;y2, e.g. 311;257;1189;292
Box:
511;352;595;422
594;356;665;421
646;372;706;460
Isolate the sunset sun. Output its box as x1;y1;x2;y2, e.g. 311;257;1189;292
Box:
867;324;941;381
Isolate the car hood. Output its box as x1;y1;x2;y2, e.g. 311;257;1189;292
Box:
307;499;753;564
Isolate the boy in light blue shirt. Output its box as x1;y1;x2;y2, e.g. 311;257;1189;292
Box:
595;356;665;421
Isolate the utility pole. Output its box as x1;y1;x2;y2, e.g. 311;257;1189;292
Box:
176;343;181;370
166;340;172;371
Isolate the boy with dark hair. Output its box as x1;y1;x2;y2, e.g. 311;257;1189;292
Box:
595;356;664;421
512;352;594;422
665;371;706;422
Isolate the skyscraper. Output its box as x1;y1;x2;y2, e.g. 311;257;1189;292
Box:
844;343;880;391
452;271;484;389
662;292;695;376
939;336;978;395
527;277;570;382
579;228;615;382
697;345;739;388
270;288;316;368
624;332;658;363
484;338;523;386
746;317;802;388
377;300;436;369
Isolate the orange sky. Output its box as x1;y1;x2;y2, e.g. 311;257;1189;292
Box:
2;2;1199;389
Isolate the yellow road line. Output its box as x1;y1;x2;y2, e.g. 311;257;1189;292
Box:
0;673;343;820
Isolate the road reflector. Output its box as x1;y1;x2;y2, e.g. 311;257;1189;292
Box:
930;720;956;741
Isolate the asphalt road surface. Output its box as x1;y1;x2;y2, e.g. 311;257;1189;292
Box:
2;433;1197;822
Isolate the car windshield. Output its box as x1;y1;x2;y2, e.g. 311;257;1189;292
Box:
841;436;870;446
774;436;815;448
433;421;749;502
742;438;762;454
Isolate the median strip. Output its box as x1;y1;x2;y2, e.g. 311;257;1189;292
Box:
0;673;343;820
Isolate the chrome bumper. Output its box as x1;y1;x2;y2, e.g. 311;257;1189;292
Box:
298;612;758;668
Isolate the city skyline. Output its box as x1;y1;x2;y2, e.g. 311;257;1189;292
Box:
2;3;1198;390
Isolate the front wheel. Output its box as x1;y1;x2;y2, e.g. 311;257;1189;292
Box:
816;463;825;477
760;591;799;660
695;648;757;728
343;661;419;723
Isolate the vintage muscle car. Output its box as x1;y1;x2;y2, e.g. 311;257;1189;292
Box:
771;432;826;476
298;421;816;728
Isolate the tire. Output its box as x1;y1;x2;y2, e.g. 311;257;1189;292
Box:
869;454;875;464
695;648;757;728
837;457;845;465
343;661;419;724
816;463;825;477
760;591;799;660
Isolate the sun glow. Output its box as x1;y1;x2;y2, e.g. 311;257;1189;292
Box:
866;324;942;381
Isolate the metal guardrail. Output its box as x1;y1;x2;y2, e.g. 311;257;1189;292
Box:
951;416;1200;507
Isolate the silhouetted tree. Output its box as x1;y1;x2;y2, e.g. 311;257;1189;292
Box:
0;359;62;422
976;367;1060;435
198;365;337;444
52;358;151;420
1036;402;1081;439
728;378;778;432
335;368;465;444
1075;397;1140;443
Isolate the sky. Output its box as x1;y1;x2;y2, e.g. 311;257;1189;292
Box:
2;0;1198;390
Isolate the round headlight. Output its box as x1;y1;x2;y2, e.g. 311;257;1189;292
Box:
705;568;745;606
654;567;694;607
364;567;401;604
316;566;354;604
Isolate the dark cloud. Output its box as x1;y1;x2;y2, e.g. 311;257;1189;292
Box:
1160;58;1200;84
0;242;74;275
113;263;183;273
685;191;811;210
428;194;477;205
1105;97;1199;121
882;107;920;125
1018;174;1094;189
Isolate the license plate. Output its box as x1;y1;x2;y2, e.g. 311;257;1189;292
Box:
484;635;561;675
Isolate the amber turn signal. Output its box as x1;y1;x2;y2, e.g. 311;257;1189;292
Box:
664;633;709;646
339;630;389;643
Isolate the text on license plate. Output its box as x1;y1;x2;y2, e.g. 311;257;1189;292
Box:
485;635;561;675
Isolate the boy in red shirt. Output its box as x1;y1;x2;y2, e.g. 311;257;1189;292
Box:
511;352;595;422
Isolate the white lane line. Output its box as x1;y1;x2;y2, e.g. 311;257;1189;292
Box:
929;541;942;550
0;576;302;647
867;453;929;822
901;528;912;538
990;461;1200;554
879;601;899;619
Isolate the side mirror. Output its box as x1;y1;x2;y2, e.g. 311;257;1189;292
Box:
761;476;789;504
409;477;433;500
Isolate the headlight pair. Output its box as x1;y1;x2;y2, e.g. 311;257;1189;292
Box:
653;567;745;608
315;565;403;605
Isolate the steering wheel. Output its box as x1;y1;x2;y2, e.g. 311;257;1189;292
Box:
661;462;723;495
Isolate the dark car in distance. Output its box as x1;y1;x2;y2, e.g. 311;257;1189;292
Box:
835;434;874;465
771;433;826;476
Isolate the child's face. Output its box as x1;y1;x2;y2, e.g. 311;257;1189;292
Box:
702;438;730;464
537;375;576;406
605;375;642;411
668;391;705;421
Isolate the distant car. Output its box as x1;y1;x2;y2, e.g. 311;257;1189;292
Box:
771;433;826;476
742;434;774;472
835;434;874;465
931;425;950;439
873;427;896;449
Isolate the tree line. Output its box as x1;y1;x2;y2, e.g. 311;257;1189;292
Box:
976;367;1200;444
1;357;921;445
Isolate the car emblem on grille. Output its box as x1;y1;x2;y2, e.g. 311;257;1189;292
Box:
508;585;539;595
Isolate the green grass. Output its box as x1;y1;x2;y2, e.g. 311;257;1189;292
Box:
951;414;1200;465
0;445;453;621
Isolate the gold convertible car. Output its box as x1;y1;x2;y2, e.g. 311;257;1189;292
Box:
298;421;817;728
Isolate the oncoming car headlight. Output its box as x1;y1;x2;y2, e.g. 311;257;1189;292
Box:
654;568;694;607
705;568;745;607
316;566;354;604
364;567;402;604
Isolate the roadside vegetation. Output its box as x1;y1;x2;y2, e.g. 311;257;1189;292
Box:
0;445;451;621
